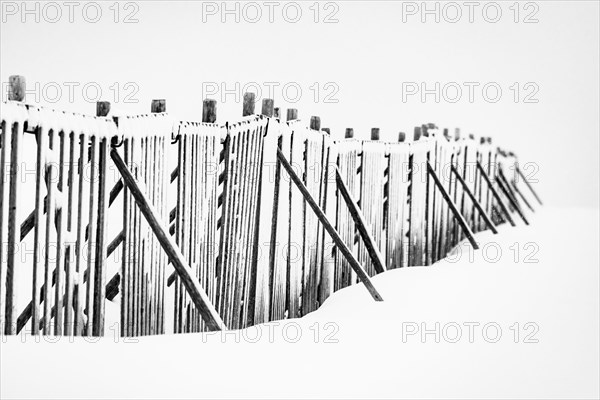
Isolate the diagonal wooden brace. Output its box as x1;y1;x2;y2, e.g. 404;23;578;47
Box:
335;167;387;274
516;165;543;206
427;162;479;250
111;148;226;331
277;148;383;301
476;161;515;227
496;170;529;225
510;180;535;213
451;165;498;234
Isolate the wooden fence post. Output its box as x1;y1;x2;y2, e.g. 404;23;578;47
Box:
398;132;406;142
287;108;298;121
261;98;274;117
8;75;26;101
414;126;422;141
371;128;380;140
243;92;256;116
310;116;321;131
96;101;111;117
151;99;166;113
345;128;354;139
203;99;217;123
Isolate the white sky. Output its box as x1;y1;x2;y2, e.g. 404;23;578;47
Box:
1;0;598;207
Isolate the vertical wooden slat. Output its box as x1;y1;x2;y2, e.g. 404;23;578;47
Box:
425;139;436;266
130;137;138;336
253;121;278;324
334;140;359;288
240;122;263;327
410;138;434;266
386;142;410;269
192;132;200;331
74;133;88;335
152;135;160;334
85;135;99;336
159;135;168;334
64;130;79;335
272;123;291;320
142;136;148;335
206;131;220;328
182;133;193;331
318;138;338;304
5;121;24;334
302;129;325;315
357;141;386;275
0;120;11;334
92;137;109;336
229;126;250;328
286;123;305;318
216;134;231;318
43;129;58;334
31;127;47;335
237;126;255;326
53;130;69;335
121;138;131;336
223;128;239;328
174;133;184;333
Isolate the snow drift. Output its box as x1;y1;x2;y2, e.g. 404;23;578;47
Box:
1;207;598;399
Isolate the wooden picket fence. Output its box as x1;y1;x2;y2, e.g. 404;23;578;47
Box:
0;75;542;337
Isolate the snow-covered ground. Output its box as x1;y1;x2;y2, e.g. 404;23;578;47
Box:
1;207;598;399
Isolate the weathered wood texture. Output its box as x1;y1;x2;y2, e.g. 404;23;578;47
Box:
0;97;530;337
1;104;116;336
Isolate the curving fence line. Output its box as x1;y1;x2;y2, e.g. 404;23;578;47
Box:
0;75;541;337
